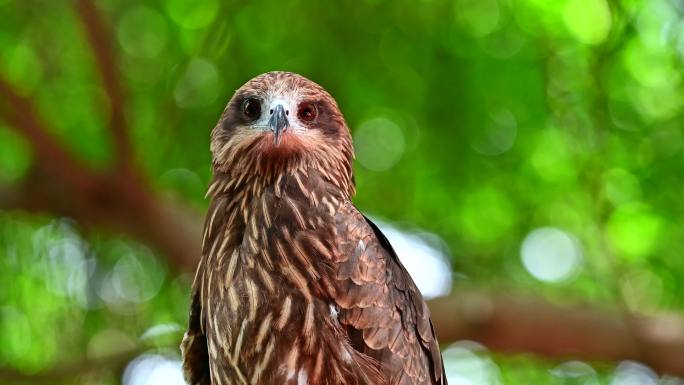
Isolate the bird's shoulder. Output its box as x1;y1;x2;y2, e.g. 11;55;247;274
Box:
332;202;447;385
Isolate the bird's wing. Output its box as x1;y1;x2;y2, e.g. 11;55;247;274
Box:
181;275;211;385
334;202;447;385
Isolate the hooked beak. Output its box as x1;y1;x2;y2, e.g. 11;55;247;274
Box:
268;104;288;145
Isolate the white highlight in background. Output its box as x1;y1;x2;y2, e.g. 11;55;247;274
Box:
610;361;658;385
520;227;582;283
123;354;185;385
373;218;453;299
442;341;502;385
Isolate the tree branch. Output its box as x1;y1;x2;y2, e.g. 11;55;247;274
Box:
428;291;684;377
0;76;100;194
74;0;132;173
0;73;201;272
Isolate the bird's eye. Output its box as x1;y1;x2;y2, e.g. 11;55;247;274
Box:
242;98;261;120
297;102;317;122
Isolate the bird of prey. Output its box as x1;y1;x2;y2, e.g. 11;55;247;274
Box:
182;71;447;385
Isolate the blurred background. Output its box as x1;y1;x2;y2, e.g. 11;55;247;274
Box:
1;0;684;384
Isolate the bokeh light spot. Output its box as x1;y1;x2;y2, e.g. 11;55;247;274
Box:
479;23;527;59
602;169;642;206
563;0;612;45
651;126;684;158
44;238;90;303
164;0;218;29
624;40;679;89
0;307;32;362
117;6;168;59
454;0;501;38
607;203;663;261
124;354;185;385
551;361;599;385
354;117;406;171
33;219;94;308
469;109;517;156
371;218;452;299
610;361;658;385
621;269;663;312
442;341;501;385
158;168;204;201
520;227;582;283
173;58;220;109
2;40;43;93
629;81;684;122
530;129;576;183
0;126;31;183
87;329;136;359
98;243;166;309
459;187;516;244
141;323;182;341
635;0;678;49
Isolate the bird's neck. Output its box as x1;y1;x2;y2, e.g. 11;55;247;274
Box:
199;166;348;301
202;165;348;253
210;131;356;201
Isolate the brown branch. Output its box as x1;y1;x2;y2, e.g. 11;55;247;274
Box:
428;291;684;377
0;76;100;194
74;0;132;173
0;74;200;272
0;183;23;211
0;164;202;272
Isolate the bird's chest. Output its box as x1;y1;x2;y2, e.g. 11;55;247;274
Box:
203;235;338;375
203;219;336;337
200;173;347;382
203;237;340;384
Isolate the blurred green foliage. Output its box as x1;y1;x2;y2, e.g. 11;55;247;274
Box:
1;0;684;384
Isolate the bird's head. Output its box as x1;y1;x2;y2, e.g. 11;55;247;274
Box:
210;71;354;196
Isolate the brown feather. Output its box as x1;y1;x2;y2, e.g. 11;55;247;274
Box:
182;72;446;385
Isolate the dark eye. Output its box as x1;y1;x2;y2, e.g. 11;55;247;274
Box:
297;102;317;122
242;98;261;120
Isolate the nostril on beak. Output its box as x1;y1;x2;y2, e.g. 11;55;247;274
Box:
269;109;273;114
268;104;289;145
